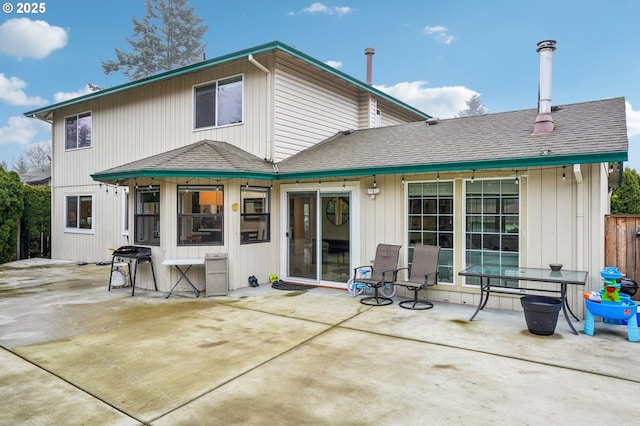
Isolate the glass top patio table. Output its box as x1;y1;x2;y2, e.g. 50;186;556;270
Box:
459;265;588;285
459;265;588;335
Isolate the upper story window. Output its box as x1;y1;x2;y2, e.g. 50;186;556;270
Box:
194;75;243;129
135;186;160;246
240;186;270;244
177;186;224;245
65;194;93;233
65;112;92;150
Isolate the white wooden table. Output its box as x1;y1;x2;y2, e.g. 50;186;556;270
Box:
162;258;205;298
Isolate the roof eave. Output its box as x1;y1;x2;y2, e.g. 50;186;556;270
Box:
24;41;430;120
275;151;629;180
91;169;276;183
93;151;627;182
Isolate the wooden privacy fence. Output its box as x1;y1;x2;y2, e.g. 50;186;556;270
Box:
604;215;640;283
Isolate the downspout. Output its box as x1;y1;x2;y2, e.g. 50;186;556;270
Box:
574;165;584;274
248;55;274;162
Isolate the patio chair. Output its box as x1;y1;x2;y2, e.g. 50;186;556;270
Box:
393;245;440;310
353;244;401;306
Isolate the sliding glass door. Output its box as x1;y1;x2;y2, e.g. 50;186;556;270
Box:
286;189;352;285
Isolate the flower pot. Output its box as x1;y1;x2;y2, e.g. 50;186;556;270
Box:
521;295;563;335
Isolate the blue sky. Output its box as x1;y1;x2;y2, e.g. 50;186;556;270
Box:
1;0;639;169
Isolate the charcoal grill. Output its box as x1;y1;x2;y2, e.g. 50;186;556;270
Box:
109;245;157;296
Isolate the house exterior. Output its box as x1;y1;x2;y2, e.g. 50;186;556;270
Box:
23;41;429;293
25;41;628;318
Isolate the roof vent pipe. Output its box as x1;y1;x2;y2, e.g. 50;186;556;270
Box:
365;47;375;85
532;40;556;135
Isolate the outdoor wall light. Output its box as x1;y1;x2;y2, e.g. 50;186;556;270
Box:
366;187;380;199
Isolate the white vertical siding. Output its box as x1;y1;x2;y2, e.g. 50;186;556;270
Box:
272;57;426;161
49;55;275;267
348;166;607;317
273;55;360;161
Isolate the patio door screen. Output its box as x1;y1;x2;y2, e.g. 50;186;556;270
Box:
286;190;351;284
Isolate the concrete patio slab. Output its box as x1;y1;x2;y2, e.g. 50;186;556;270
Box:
1;260;638;425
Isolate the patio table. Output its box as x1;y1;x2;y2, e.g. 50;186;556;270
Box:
459;265;588;335
162;258;205;298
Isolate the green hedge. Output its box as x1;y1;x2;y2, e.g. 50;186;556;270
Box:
22;185;51;257
0;166;25;263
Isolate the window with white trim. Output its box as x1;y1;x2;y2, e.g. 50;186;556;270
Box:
65;112;92;150
465;179;519;286
194;75;243;129
65;195;93;232
407;181;453;282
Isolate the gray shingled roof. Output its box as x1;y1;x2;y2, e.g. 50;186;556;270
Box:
93;98;628;183
20;164;51;185
91;140;275;181
277;97;628;178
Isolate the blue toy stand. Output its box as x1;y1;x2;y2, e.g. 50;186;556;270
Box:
584;299;639;342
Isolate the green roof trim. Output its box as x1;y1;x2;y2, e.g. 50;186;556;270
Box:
24;41;430;120
275;151;629;179
91;150;627;183
91;169;276;182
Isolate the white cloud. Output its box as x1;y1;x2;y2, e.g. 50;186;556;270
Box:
290;2;355;16
54;85;94;103
0;18;67;59
333;6;354;16
423;24;455;45
325;60;343;69
423;25;447;34
623;101;640;171
626;101;640;138
304;2;332;14
375;81;477;118
0;115;50;146
0;74;48;106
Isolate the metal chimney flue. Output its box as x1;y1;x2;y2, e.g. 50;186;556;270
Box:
532;40;556;135
365;47;375;85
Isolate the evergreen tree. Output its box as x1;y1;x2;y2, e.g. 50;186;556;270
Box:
611;168;640;214
11;156;29;174
102;0;208;81
456;94;488;117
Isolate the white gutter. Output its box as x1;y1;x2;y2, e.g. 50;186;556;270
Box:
248;54;270;74
573;164;583;184
575;165;584;274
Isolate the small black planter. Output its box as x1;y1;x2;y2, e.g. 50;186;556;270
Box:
521;295;563;335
